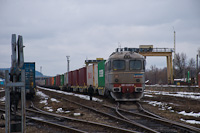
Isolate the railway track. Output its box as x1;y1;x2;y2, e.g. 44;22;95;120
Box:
0;103;139;132
1;87;200;132
37;87;200;133
114;102;200;133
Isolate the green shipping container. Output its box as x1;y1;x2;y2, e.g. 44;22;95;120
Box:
61;74;64;86
98;60;106;87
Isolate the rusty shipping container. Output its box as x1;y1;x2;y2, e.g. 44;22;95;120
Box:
56;75;61;86
68;71;73;86
72;70;79;86
79;67;87;87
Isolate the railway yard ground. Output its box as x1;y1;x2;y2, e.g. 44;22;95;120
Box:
0;86;200;132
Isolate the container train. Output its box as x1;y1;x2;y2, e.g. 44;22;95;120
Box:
41;48;146;101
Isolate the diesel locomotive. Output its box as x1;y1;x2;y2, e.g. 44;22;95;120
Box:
41;48;146;101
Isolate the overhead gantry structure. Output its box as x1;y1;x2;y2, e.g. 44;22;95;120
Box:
139;48;174;84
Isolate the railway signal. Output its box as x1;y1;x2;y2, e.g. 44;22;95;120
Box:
5;34;26;133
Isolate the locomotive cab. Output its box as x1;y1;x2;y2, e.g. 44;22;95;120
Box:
105;51;145;101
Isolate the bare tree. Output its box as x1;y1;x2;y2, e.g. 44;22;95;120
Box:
145;65;167;84
187;58;196;78
174;52;187;78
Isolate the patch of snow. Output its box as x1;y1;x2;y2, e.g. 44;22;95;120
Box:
56;108;64;113
50;98;60;103
143;100;175;112
44;106;53;112
36;90;49;99
180;119;200;124
144;100;200;119
39;99;48;105
73;113;81;116
37;86;103;102
65;111;70;114
178;111;200;117
145;90;200;100
144;94;153;97
74;113;81;116
0;96;5;102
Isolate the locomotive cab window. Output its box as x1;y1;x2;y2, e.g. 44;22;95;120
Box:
113;60;125;70
130;60;142;70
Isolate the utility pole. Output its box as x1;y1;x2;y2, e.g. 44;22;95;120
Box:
66;56;70;73
197;55;199;85
174;29;176;56
173;27;176;82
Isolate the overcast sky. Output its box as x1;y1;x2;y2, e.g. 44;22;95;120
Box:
0;0;200;76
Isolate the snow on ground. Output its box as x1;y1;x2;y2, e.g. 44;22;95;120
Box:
37;86;103;102
143;100;200;124
44;106;53;112
0;96;5;102
36;90;49;99
143;100;175;112
180;119;200;124
178;111;200;117
50;98;60;103
144;90;200;100
56;108;70;113
40;99;48;105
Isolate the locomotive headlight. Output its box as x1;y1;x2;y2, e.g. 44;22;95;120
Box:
115;75;119;82
115;78;119;82
136;79;140;82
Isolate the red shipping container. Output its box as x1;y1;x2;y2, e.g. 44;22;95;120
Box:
56;75;61;86
72;70;79;86
50;77;52;86
68;71;73;86
79;67;87;87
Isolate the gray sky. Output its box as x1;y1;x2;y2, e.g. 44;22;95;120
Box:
0;0;200;76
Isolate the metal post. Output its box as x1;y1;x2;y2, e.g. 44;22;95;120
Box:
21;70;26;133
66;56;70;73
174;30;176;56
5;70;10;133
197;55;199;85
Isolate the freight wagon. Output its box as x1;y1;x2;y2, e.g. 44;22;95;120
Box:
42;48;146;101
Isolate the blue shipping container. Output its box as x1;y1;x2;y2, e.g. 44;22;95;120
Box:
22;62;35;95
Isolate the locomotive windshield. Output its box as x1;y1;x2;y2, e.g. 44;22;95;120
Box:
113;60;125;70
130;60;142;70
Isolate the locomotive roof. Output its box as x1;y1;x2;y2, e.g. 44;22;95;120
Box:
109;51;144;59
